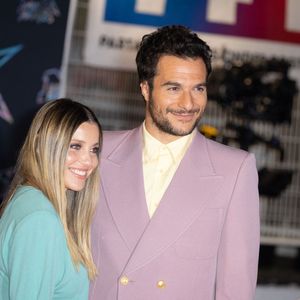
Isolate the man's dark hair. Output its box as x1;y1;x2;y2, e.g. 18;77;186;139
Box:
136;25;212;86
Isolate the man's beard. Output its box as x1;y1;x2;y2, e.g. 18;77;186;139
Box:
148;96;202;137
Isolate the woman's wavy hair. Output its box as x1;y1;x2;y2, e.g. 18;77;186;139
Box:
0;98;102;279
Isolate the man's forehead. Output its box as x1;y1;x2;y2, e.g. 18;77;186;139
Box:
154;56;207;81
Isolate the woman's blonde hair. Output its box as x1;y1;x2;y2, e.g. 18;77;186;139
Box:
0;98;102;280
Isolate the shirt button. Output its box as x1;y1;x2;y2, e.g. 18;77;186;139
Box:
157;280;166;288
120;276;129;285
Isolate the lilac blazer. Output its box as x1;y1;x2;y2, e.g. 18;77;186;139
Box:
89;126;260;300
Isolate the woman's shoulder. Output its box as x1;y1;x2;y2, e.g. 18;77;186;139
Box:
0;186;64;250
3;186;59;225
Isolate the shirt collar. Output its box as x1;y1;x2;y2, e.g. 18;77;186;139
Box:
142;122;196;163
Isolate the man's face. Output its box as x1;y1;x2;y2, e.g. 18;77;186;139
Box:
141;55;208;144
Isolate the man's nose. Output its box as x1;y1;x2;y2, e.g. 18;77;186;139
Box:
178;91;194;110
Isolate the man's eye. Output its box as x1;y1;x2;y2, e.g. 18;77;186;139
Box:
70;143;81;150
196;86;205;92
168;86;179;91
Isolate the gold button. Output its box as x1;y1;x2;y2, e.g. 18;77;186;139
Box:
120;276;129;285
157;280;166;288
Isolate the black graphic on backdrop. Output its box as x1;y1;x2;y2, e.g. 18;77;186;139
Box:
0;1;70;201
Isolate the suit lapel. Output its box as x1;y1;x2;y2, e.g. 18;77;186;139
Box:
101;127;150;251
123;132;224;273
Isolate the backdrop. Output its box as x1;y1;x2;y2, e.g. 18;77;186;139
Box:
0;0;70;199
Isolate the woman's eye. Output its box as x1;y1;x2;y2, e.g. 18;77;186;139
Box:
70;143;81;150
91;147;100;154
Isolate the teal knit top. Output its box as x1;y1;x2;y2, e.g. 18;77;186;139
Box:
0;186;89;299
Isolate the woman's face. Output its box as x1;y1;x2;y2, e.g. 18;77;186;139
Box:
64;122;100;191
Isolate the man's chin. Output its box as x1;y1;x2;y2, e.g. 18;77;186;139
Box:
167;125;196;137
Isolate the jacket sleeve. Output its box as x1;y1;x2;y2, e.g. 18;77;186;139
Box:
7;211;65;300
216;153;260;300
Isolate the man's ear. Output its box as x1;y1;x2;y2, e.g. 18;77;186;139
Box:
140;81;150;102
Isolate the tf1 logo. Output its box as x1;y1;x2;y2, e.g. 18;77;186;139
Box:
104;0;300;43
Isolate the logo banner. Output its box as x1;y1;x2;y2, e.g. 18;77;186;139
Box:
84;0;300;78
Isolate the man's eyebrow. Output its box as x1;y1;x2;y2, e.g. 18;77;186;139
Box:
161;81;208;87
161;81;181;87
195;82;207;87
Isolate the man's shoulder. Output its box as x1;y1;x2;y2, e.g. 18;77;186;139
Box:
102;127;141;154
103;129;133;140
197;133;255;171
205;135;248;159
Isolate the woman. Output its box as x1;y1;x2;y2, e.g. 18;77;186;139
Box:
0;98;102;299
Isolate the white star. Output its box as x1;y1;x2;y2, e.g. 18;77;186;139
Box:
0;44;23;124
0;93;13;124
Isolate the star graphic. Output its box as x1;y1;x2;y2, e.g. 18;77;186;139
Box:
0;93;14;124
0;44;23;68
0;44;23;124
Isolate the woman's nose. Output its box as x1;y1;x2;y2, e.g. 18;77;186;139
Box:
80;151;93;166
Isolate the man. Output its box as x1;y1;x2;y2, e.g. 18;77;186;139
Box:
90;25;260;300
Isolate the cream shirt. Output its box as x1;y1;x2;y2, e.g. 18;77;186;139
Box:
142;124;195;218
